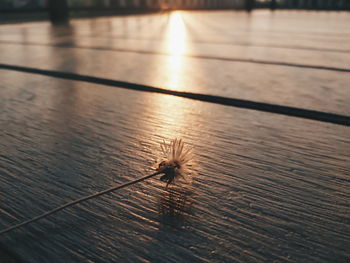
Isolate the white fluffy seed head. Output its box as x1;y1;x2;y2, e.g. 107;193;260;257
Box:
156;138;195;186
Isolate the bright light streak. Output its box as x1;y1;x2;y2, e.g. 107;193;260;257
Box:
141;12;191;139
162;11;188;91
165;12;187;56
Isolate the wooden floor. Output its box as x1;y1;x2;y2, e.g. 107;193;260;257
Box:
0;10;349;263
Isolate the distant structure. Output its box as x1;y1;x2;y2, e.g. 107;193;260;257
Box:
48;0;69;24
270;0;277;10
245;0;254;11
0;0;349;15
255;0;350;10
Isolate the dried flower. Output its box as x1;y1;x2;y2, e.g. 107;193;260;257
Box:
156;138;194;188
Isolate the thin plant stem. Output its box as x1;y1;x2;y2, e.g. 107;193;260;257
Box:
0;171;161;235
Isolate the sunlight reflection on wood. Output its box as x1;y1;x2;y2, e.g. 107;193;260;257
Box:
166;12;186;56
143;12;196;140
163;11;188;90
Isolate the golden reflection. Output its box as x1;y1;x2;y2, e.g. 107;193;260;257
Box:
163;11;188;91
140;11;195;140
165;12;186;55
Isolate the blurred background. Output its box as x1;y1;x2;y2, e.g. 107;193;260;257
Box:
1;0;350;24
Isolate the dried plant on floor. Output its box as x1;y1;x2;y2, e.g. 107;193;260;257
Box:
155;138;196;189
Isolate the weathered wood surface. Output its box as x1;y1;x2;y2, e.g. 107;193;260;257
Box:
0;10;349;263
0;11;349;115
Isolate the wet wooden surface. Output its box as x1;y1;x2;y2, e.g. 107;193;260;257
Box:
0;10;350;263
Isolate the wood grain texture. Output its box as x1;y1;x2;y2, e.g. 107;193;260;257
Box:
0;11;349;116
1;71;349;262
1;10;350;263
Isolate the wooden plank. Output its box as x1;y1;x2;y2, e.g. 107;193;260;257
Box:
0;11;349;116
1;72;349;262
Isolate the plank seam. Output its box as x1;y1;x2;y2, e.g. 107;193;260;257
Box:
0;63;349;127
1;41;350;73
